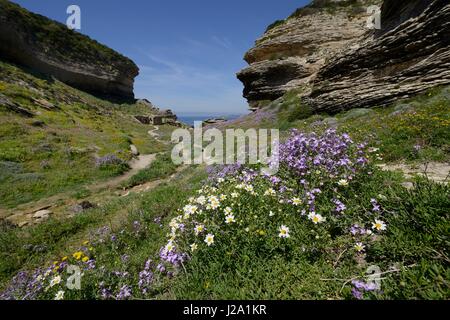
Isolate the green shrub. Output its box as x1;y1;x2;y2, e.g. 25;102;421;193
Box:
265;19;285;32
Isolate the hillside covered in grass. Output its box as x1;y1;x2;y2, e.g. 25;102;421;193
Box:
0;60;169;210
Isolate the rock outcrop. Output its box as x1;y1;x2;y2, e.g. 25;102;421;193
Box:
238;0;450;113
308;0;450;113
0;0;139;100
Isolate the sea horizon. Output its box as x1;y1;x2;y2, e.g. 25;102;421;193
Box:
177;113;245;126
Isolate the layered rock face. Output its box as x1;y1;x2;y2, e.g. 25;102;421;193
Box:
237;0;378;108
0;0;139;100
309;0;450;113
238;0;450;113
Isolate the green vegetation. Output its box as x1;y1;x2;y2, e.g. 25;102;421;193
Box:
289;0;377;18
0;166;207;289
276;89;313;127
168;177;449;299
265;19;285;32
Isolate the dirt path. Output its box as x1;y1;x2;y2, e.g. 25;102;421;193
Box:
148;125;159;138
89;153;157;192
378;161;450;184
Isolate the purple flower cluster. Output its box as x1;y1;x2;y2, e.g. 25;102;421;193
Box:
350;224;369;236
159;246;188;267
0;269;44;300
116;285;132;300
333;199;346;213
95;154;125;167
85;259;96;270
305;188;322;212
207;163;243;181
370;198;381;212
138;259;154;295
351;280;379;299
278;129;368;182
153;216;163;227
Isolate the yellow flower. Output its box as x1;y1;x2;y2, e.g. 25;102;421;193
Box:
82;241;89;245
258;230;266;236
72;251;83;260
61;256;68;262
82;256;89;262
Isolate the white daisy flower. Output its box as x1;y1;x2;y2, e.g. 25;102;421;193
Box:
194;224;205;235
225;214;236;224
264;188;276;196
204;234;215;246
354;242;365;252
308;212;326;224
269;211;275;217
372;219;387;231
169;218;180;230
54;290;65;300
337;179;349;187
244;185;254;192
278;225;290;238
165;241;175;252
231;192;239;198
224;207;233;215
196;195;206;205
190;243;198;252
220;194;227;201
292;197;302;206
209;195;220;209
49;275;61;287
235;183;245;190
183;204;198;216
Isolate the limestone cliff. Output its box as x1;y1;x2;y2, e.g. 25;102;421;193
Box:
308;0;450;113
0;0;139;100
238;0;450;113
237;0;380;109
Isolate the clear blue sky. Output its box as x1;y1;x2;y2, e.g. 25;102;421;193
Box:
12;0;310;115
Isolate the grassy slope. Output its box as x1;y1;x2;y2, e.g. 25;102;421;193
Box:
224;86;450;164
0;60;167;209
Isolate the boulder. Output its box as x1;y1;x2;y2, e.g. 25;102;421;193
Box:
32;209;52;220
72;201;96;214
130;144;139;156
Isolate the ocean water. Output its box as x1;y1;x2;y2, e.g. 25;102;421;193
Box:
177;114;243;126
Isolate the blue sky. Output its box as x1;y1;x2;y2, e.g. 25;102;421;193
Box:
12;0;310;115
